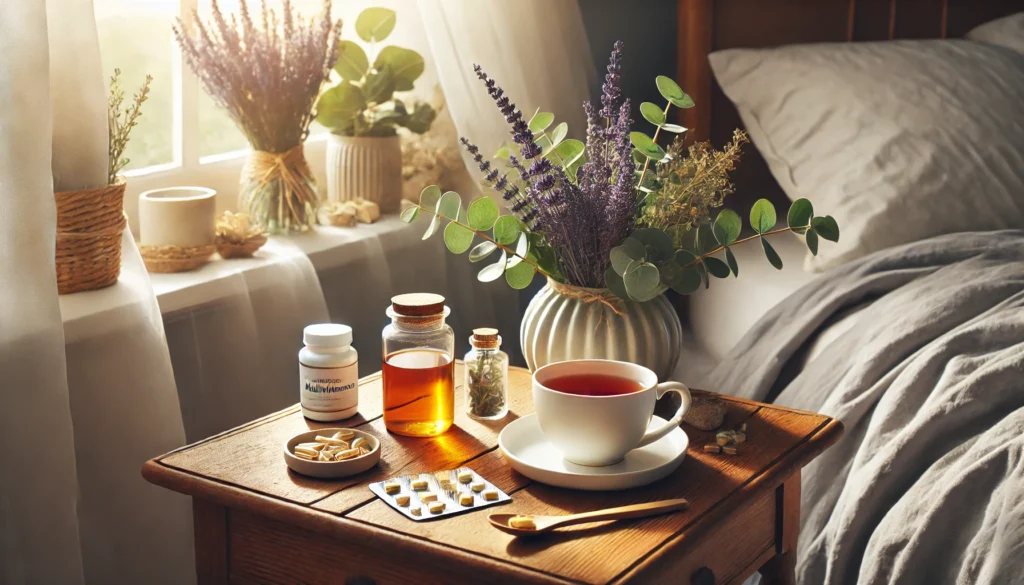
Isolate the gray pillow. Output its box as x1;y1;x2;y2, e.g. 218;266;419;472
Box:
709;40;1024;271
968;12;1024;54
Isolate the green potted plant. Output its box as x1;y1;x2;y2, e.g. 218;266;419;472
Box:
315;7;436;213
402;42;840;378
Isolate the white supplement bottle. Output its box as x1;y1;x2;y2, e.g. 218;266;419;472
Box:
299;323;359;421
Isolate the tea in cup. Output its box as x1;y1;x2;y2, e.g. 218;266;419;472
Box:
532;359;691;466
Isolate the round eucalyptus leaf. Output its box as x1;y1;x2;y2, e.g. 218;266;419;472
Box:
640;102;666;126
469;240;497;263
477;250;507;282
333;41;369;81
505;232;530;268
725;247;739;277
660;123;687;134
494;146;510;159
630;132;667;161
399;206;418;223
806;227;819;256
550;139;585;168
550;122;568;146
492;215;521;245
505;261;536;290
422;215;440;240
631;228;675;262
624;262;662;302
787;198;813;230
419;185;441;209
812;215;840;242
604;266;630;300
655;76;695;108
632;148;646;165
713;209;741;246
704;256;731;279
443;220;474;254
467;197;499;231
374;46;425;91
676;249;698;268
761;237;784;270
611;237;646;275
436;190;461;220
669;265;701;295
355;7;396;42
749;198;777;234
528;111;554;133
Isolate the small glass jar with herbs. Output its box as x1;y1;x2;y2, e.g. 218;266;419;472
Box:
463;328;508;420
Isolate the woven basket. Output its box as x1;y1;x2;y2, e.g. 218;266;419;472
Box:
139;244;217;273
216;235;267;259
55;178;127;294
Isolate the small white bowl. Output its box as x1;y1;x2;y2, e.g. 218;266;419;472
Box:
283;428;381;479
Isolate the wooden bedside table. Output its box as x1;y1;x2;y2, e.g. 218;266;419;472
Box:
143;363;841;585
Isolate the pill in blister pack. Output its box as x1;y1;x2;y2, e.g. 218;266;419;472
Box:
368;467;511;522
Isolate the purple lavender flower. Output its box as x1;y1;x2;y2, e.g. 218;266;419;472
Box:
468;45;639;287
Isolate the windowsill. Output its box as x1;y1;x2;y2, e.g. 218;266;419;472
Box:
59;216;415;341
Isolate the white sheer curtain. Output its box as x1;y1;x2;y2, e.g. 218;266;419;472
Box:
2;1;193;583
417;0;595;162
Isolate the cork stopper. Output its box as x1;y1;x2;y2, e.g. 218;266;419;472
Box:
472;327;500;349
390;293;445;317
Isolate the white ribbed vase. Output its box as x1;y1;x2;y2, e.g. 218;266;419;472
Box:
520;281;683;380
326;134;402;213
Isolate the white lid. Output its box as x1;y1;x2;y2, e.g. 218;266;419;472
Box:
303;323;352;347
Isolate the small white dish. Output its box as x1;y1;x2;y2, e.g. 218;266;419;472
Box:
283;428;381;479
498;414;688;491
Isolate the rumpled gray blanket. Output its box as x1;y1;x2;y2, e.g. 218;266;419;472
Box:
709;231;1024;585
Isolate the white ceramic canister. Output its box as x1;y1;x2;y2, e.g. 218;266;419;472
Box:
299;323;359;421
138;186;217;247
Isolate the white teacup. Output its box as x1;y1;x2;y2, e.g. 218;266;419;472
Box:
533;359;692;467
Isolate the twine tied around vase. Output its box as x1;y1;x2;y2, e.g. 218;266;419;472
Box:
548;278;627;316
240;144;319;232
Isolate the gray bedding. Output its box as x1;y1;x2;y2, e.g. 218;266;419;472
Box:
709;231;1024;585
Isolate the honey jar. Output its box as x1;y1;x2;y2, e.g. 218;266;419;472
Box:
381;293;455;437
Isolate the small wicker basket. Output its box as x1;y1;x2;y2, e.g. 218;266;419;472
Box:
55;177;127;294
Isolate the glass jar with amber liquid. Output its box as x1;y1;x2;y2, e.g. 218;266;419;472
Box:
381;293;455;437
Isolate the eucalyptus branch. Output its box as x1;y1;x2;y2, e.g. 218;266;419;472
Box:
635;101;671;191
410;204;551;278
681;226;805;269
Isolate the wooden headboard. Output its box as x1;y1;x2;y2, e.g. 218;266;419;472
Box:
675;0;1024;209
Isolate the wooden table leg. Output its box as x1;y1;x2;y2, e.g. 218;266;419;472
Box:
759;471;800;585
193;499;229;585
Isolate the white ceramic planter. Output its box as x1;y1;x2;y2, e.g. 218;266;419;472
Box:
520;281;683;380
138;186;217;247
326;134;402;213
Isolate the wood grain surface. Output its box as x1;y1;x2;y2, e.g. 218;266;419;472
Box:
144;365;843;584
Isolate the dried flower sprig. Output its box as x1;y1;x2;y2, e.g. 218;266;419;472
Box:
173;0;341;153
107;69;152;184
643;129;749;245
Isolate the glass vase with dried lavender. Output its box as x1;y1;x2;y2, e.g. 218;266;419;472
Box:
401;41;842;370
174;0;341;233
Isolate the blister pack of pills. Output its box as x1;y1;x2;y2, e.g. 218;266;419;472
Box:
368;467;511;521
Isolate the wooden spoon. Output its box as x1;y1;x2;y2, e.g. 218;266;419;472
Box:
488;498;689;536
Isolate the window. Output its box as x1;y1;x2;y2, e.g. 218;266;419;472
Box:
95;0;435;222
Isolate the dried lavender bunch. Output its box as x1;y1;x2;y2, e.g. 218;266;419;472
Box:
173;0;341;153
108;68;152;184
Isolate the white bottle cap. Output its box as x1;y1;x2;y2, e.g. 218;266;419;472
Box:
303;323;352;347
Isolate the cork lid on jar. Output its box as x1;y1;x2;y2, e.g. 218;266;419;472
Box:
390;293;446;317
471;328;500;349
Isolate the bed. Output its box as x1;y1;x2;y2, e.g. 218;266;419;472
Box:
670;2;1024;584
673;0;1024;382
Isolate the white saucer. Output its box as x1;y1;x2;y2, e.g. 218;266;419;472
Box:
498;414;689;491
